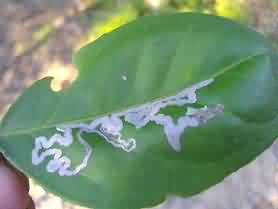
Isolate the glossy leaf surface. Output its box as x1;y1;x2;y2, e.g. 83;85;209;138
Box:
0;13;277;209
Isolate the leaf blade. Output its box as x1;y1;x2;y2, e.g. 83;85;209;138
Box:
0;13;277;209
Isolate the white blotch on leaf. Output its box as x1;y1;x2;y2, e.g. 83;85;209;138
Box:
122;75;127;81
32;79;224;176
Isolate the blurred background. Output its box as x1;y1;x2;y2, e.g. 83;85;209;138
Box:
0;0;278;208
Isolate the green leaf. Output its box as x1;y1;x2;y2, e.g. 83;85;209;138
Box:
0;13;277;209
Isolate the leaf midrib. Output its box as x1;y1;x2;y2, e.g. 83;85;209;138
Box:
0;51;268;137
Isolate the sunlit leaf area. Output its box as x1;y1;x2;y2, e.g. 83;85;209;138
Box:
0;0;277;209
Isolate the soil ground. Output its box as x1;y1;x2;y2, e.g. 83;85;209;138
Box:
0;0;278;208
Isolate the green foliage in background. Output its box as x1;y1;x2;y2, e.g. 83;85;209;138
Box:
32;23;56;43
0;13;277;209
79;0;253;48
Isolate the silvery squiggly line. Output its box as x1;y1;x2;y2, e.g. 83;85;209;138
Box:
150;104;224;151
32;128;92;176
32;79;224;176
